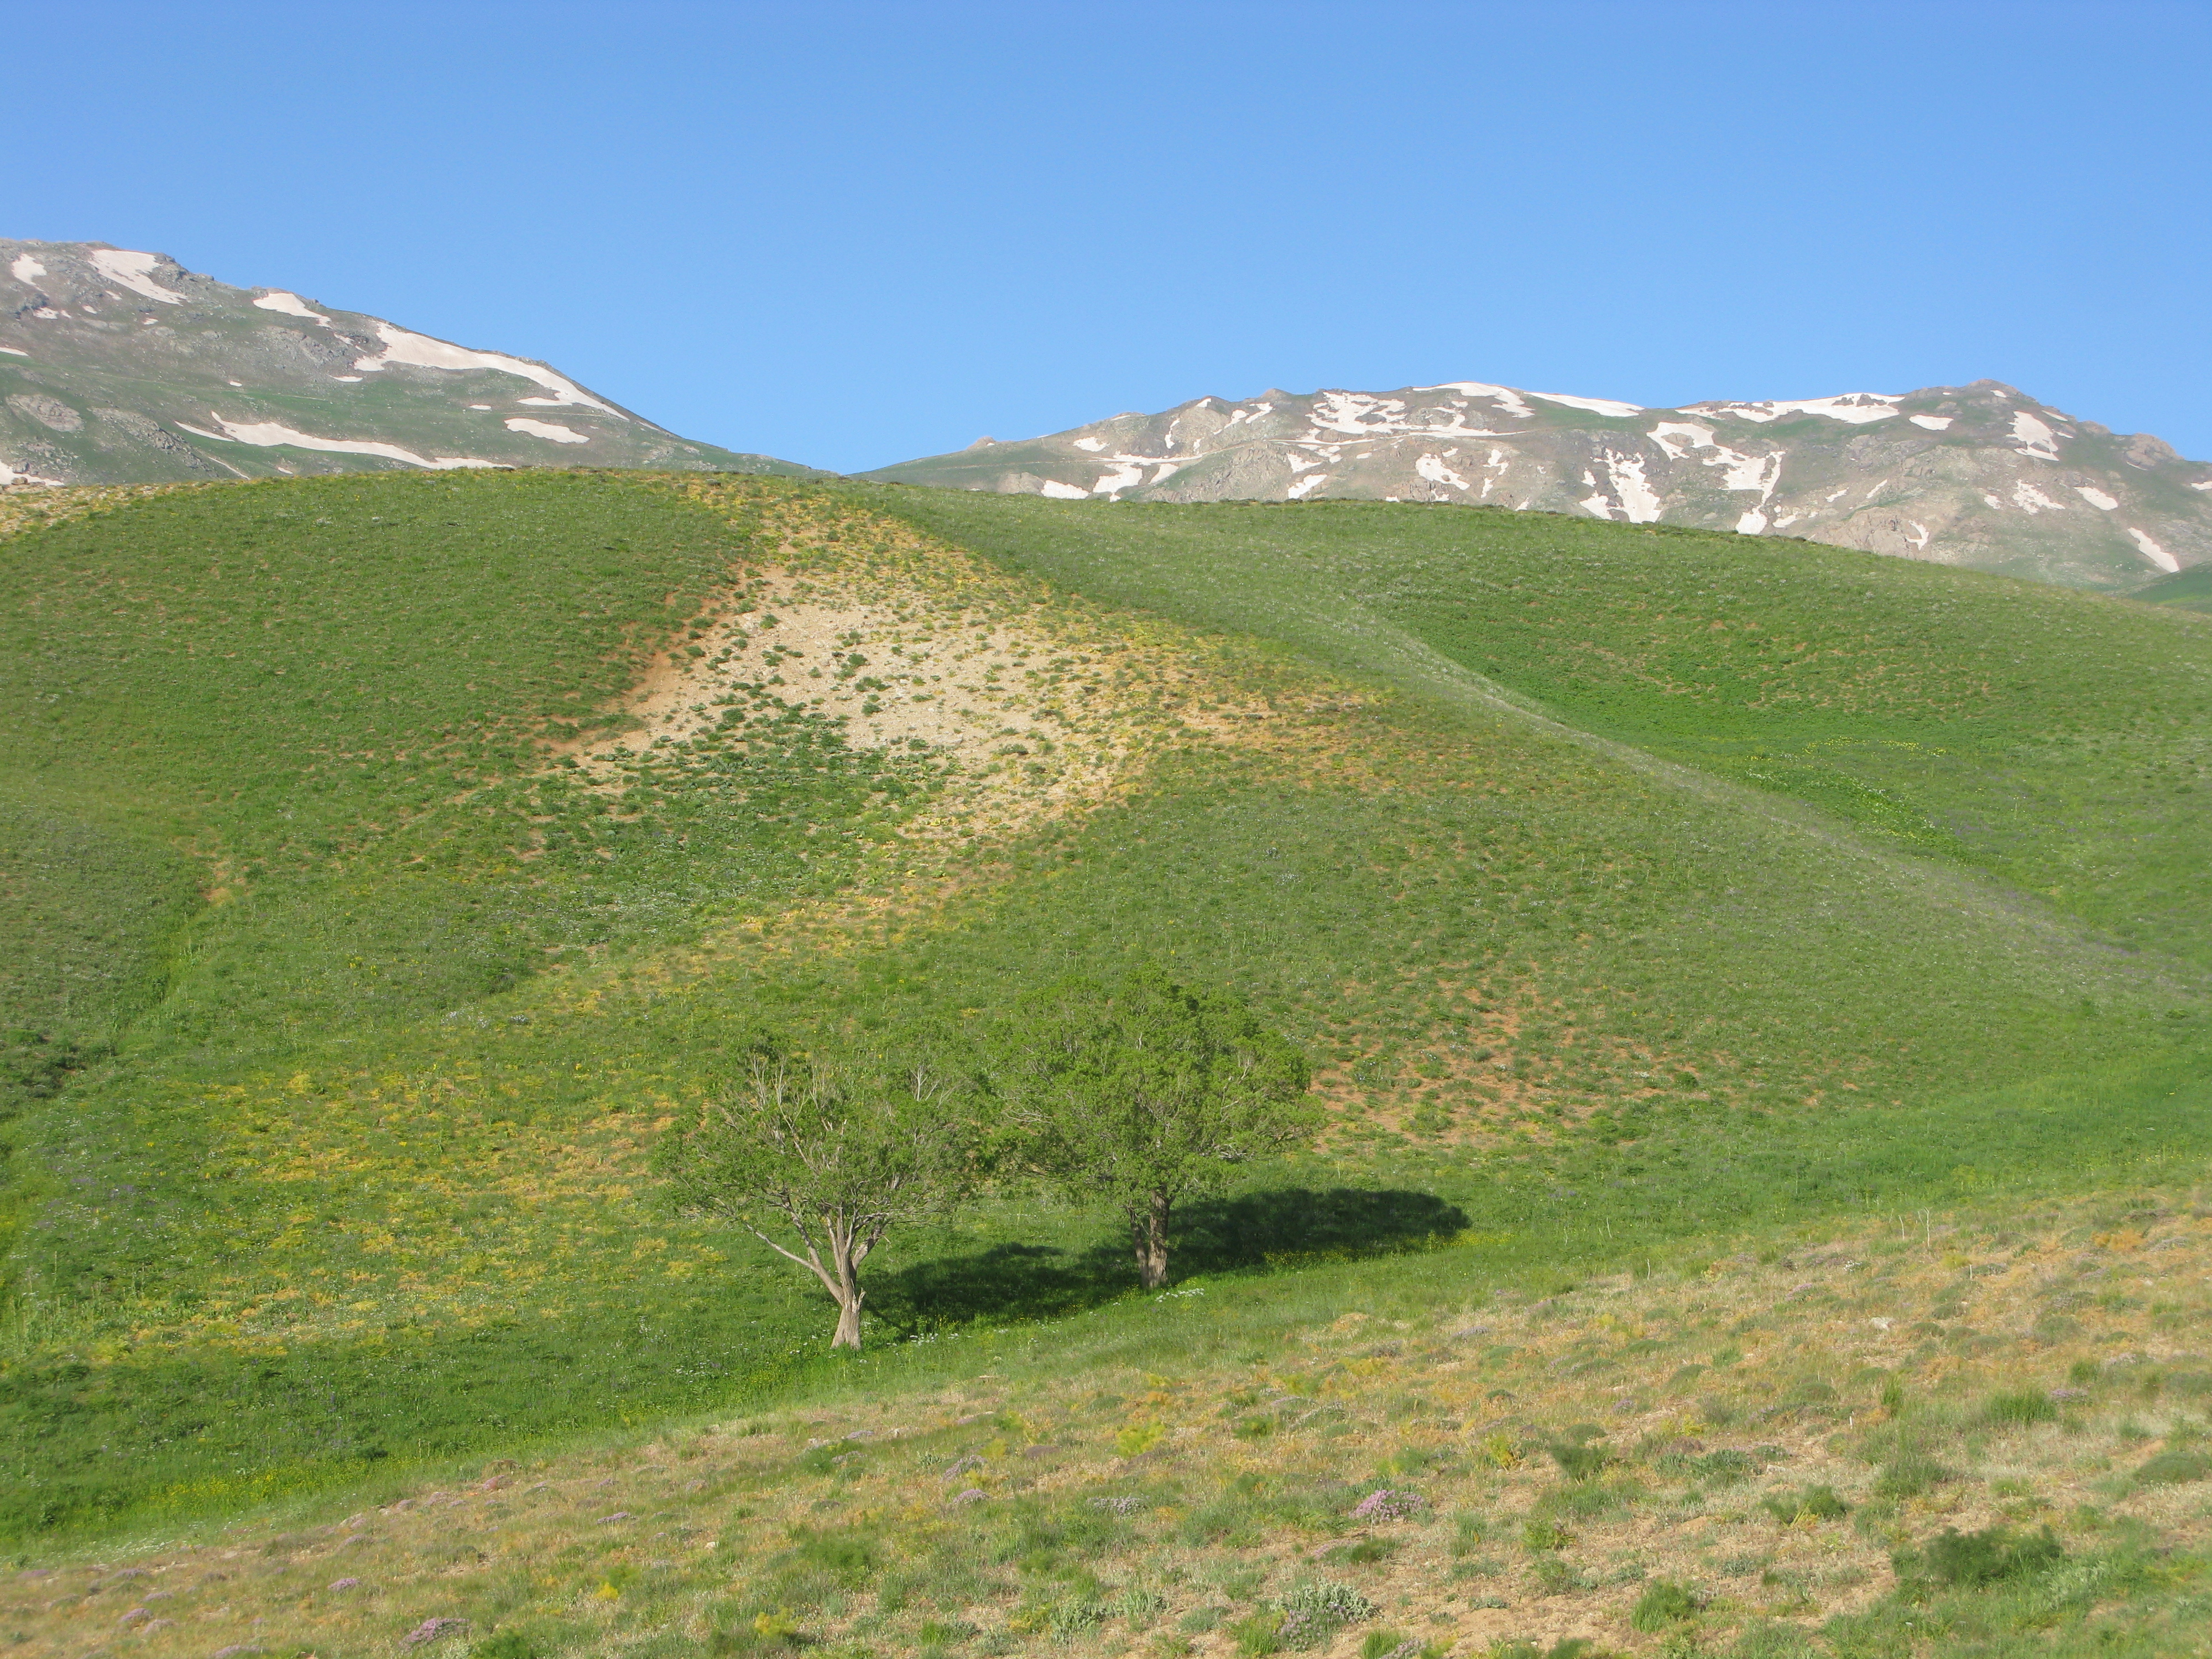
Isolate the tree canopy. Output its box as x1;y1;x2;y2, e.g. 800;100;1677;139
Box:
655;1029;977;1349
992;966;1314;1288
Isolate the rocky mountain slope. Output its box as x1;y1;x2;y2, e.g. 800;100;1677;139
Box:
867;379;2212;591
0;238;821;486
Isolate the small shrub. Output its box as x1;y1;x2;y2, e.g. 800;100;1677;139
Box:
1116;1422;1167;1457
1985;1390;2058;1425
1547;1439;1613;1481
1279;1579;1377;1624
1893;1525;2064;1588
790;1527;880;1583
1048;1599;1108;1637
1522;1518;1573;1552
471;1635;539;1659
1452;1512;1488;1556
1489;1642;1598;1659
1731;1619;1822;1657
1531;1557;1584;1594
1114;1588;1167;1626
1874;1450;1950;1498
1351;1488;1426;1522
1232;1610;1285;1655
1759;1484;1849;1524
1475;1432;1522;1469
2133;1448;2212;1485
1536;1475;1644;1521
1630;1578;1701;1630
1686;1449;1759;1485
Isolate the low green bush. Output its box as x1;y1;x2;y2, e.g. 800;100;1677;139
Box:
1985;1390;2058;1425
1893;1524;2064;1589
1629;1578;1702;1630
2133;1448;2212;1485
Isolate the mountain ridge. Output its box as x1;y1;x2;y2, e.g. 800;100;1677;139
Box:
865;375;2212;592
1;238;825;486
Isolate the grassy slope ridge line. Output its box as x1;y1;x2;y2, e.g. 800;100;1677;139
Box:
860;490;2212;965
2;476;2210;1562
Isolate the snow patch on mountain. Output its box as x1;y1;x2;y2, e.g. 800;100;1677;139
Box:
1533;390;1644;418
1416;453;1472;492
1691;393;1901;425
505;418;589;445
352;322;620;416
175;414;503;471
10;255;45;285
2011;411;2062;462
2131;529;2179;572
1580;453;1662;523
253;291;330;323
88;250;185;305
1417;382;1537;421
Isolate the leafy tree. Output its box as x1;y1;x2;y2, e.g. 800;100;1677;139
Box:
655;1030;975;1349
994;967;1314;1288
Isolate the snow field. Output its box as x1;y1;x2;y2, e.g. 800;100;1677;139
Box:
253;291;330;323
87;249;185;304
351;322;622;416
174;414;503;471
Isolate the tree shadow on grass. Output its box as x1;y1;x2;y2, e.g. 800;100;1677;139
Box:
868;1187;1468;1335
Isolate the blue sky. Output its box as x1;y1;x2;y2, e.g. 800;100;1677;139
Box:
18;2;2211;472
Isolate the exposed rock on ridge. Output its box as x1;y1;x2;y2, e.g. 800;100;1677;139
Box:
867;379;2212;591
1;239;823;487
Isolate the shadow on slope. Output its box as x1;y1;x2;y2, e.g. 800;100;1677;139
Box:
869;1187;1470;1333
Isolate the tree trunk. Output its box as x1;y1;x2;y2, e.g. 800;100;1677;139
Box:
1132;1187;1172;1290
830;1239;865;1349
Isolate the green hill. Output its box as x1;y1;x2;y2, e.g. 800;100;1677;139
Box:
4;477;2212;1653
2131;562;2212;614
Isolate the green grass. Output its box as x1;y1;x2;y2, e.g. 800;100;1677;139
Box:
6;474;2212;1556
861;489;2212;964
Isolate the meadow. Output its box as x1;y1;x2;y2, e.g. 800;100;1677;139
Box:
3;473;2211;1656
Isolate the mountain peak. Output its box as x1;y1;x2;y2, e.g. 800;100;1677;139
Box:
1;238;823;486
863;376;2212;592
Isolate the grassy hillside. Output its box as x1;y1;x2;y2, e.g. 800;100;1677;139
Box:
5;477;2212;1653
8;1181;2212;1659
861;491;2212;966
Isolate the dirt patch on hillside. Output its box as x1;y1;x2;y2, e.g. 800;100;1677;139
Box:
588;479;1373;853
0;479;206;538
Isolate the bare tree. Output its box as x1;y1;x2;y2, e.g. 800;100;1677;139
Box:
655;1034;974;1349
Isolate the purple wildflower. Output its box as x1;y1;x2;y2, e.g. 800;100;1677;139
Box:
1351;1488;1426;1521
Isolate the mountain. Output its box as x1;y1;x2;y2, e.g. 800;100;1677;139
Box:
865;378;2212;591
9;474;2212;1648
0;238;824;485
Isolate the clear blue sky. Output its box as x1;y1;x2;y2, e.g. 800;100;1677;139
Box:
18;2;2211;472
